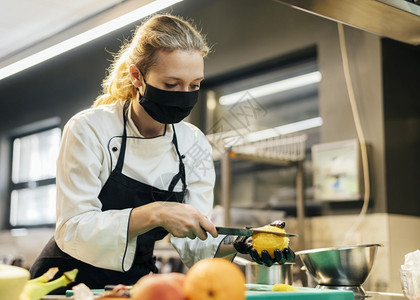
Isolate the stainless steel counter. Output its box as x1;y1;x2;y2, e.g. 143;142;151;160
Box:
366;291;406;300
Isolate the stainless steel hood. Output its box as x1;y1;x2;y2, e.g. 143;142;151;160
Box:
273;0;420;45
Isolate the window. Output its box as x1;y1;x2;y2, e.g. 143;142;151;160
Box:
9;127;61;227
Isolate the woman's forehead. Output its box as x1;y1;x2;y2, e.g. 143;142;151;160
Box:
149;49;204;80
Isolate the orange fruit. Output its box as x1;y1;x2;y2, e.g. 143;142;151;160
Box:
183;258;246;300
252;225;290;257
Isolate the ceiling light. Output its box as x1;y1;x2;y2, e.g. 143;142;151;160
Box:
243;117;323;143
0;0;182;81
206;90;217;111
219;71;322;106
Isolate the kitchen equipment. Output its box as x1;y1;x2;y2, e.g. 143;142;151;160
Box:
273;0;420;46
296;244;383;299
216;226;297;237
234;256;293;285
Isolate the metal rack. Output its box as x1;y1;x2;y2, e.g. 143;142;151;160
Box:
207;131;307;249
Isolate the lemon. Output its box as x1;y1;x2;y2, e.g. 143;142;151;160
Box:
252;225;290;257
272;283;296;291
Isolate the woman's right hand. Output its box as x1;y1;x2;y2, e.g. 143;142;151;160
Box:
129;202;218;241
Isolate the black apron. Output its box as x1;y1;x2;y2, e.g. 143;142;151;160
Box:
30;102;186;292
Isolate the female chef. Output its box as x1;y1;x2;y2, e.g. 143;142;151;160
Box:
30;14;294;291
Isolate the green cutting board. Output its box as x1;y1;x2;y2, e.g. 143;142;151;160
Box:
246;286;354;299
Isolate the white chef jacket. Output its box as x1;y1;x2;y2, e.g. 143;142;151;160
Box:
54;100;225;272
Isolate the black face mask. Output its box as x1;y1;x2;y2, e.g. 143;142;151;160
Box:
138;83;199;124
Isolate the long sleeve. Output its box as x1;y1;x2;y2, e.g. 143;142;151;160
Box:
54;110;137;271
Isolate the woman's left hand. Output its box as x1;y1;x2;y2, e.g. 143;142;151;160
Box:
159;202;218;240
129;202;218;240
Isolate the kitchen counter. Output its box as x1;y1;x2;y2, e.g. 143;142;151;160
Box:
42;291;406;299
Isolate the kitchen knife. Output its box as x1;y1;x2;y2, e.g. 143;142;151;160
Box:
216;226;297;237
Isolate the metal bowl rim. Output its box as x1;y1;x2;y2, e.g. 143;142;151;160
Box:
245;261;295;266
295;243;383;255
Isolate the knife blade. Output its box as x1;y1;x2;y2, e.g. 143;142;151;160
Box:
216;226;297;237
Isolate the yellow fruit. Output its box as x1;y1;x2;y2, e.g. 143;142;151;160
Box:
272;283;296;291
252;225;290;257
0;265;30;300
183;258;246;300
20;268;78;300
27;268;58;284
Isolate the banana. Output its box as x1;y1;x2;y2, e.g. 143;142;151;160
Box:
27;268;58;284
19;268;78;300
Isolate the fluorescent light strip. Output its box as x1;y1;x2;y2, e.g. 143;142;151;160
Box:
244;117;323;143
0;0;182;81
219;71;322;106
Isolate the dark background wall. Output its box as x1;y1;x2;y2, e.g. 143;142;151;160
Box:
0;0;419;229
382;39;420;216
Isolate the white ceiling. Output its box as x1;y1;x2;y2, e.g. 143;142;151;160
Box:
0;0;124;64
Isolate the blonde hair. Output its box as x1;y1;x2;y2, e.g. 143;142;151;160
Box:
93;14;209;107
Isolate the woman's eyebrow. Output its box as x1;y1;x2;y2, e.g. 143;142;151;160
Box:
164;76;204;81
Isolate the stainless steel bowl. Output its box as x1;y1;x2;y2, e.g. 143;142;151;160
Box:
244;262;293;285
234;256;293;285
296;244;382;287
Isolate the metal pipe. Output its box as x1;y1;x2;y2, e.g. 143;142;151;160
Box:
221;149;232;226
296;160;305;250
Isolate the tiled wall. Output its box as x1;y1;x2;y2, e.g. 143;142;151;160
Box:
388;215;420;292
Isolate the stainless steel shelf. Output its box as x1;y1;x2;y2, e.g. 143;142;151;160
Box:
207;132;307;250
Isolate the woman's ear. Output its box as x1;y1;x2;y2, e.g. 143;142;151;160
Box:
129;64;145;91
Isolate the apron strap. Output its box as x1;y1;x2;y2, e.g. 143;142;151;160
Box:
114;101;130;173
116;103;186;193
168;124;187;193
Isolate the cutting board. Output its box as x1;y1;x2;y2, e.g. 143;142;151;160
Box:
62;286;353;299
246;286;354;299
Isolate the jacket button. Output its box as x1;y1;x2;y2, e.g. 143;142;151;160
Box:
112;147;118;152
